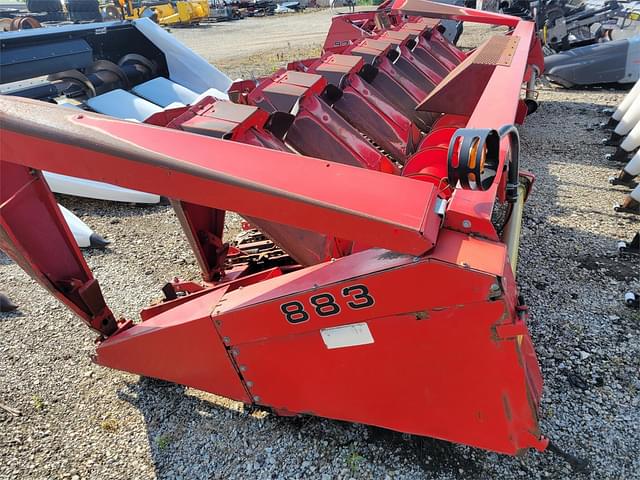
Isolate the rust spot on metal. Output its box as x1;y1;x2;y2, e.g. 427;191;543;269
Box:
376;250;415;261
502;394;512;421
414;311;429;320
514;447;528;458
475;36;519;66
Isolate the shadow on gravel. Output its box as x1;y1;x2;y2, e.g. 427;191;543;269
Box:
0;250;12;266
364;426;484;477
119;375;489;478
0;309;24;319
55;194;171;219
516;93;639;477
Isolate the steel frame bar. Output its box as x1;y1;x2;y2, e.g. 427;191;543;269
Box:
0;97;441;257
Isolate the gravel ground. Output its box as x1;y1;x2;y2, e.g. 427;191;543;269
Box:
1;12;639;480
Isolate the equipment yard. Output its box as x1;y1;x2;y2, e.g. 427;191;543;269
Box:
0;8;639;480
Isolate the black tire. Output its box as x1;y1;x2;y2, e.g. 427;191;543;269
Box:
67;0;100;12
67;0;101;21
26;0;63;13
102;4;122;19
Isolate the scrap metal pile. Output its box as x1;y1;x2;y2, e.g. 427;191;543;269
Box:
0;0;574;460
0;0;245;29
543;0;640;87
479;0;640;85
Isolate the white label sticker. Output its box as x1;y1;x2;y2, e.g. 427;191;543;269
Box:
320;323;374;350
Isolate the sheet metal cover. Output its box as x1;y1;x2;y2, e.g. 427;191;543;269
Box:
475;36;519;66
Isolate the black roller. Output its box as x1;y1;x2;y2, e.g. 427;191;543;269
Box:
85;60;131;94
118;54;158;87
48;69;97;98
47;54;157;100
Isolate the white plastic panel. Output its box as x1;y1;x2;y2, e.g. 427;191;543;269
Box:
624;36;640;84
87;89;163;122
58;204;94;248
133;18;232;94
194;87;229;103
44;172;161;204
132;77;198;107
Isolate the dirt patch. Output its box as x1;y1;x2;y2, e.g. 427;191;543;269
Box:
216;45;322;79
575;254;639;282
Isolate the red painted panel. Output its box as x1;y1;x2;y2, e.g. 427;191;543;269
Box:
233;300;541;454
96;287;251;403
215;248;500;348
0;98;441;256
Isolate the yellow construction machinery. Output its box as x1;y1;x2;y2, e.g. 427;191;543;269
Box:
108;0;210;26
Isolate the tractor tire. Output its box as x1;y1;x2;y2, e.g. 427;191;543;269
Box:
102;4;122;20
0;18;12;30
9;15;42;29
26;0;63;13
67;0;102;22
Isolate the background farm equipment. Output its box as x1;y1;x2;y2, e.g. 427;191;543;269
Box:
544;35;640;86
2;0;211;25
110;0;210;25
209;0;243;20
0;13;42;30
25;0;103;22
477;0;640;85
226;0;276;16
0;0;576;462
541;0;640;86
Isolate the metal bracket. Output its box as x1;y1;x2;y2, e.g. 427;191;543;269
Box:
446;124;521;202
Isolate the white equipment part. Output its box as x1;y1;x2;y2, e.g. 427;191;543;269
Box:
194;87;229;103
44;172;161;204
131;78;228;108
58;204;109;248
612;79;640;122
613;94;640;136
624;151;640;176
133;18;232;96
615;182;640;214
132;76;199;107
619;120;640;153
86;89;163;122
610;150;640;186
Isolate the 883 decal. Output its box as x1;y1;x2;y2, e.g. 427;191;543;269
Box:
280;284;374;324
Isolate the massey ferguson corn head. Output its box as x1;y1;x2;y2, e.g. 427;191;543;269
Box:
0;0;566;460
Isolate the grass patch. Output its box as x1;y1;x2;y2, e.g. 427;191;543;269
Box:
32;395;45;411
157;434;172;450
346;450;364;473
100;417;120;433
